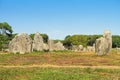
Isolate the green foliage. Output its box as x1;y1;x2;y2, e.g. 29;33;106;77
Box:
0;22;14;51
0;22;13;35
63;35;72;49
40;34;49;43
87;35;102;46
112;35;120;48
63;34;120;49
29;34;35;40
63;34;101;49
0;34;11;50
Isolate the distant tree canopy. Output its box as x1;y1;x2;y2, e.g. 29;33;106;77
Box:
63;35;103;49
87;35;102;46
63;35;88;48
0;22;13;50
112;35;120;48
63;34;120;49
0;22;13;36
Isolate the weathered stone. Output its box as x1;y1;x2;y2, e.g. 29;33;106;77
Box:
83;47;87;52
103;30;112;51
95;30;112;55
72;45;84;52
54;41;65;50
9;33;33;54
72;45;78;52
78;45;84;51
115;47;120;54
43;43;49;51
87;46;95;52
48;40;55;51
48;40;65;51
33;32;44;51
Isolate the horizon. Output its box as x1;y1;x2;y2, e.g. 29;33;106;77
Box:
0;0;120;39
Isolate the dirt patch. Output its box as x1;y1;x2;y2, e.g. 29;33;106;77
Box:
0;65;120;69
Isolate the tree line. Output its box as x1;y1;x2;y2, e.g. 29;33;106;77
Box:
0;22;120;51
63;35;120;49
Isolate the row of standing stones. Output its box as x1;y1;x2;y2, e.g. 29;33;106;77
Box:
9;32;65;54
8;30;112;56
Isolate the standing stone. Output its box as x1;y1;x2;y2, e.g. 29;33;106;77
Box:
72;45;84;52
83;47;87;52
33;32;44;51
43;43;49;51
9;33;33;54
54;41;65;50
95;37;107;55
95;30;112;55
48;40;65;51
48;40;55;51
103;30;112;51
87;46;95;52
116;47;120;53
78;45;84;51
72;45;78;52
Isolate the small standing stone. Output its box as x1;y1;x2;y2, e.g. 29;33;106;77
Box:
54;41;65;50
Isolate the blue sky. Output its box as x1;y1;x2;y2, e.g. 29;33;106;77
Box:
0;0;120;39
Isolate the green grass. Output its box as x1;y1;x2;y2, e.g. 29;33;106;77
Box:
0;67;120;80
0;51;120;80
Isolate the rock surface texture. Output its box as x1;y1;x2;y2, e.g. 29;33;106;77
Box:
33;32;49;51
9;33;33;54
33;32;44;51
48;40;55;51
95;30;112;55
48;40;65;51
54;41;65;50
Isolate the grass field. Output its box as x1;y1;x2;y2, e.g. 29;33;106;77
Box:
0;51;120;66
0;67;120;80
0;51;120;80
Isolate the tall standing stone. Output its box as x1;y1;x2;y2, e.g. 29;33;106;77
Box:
95;30;112;55
33;32;44;51
103;30;112;51
9;33;33;54
48;40;55;51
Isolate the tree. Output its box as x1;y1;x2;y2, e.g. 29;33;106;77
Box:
0;33;11;50
112;35;120;48
40;34;49;43
0;22;13;50
63;34;103;50
63;35;72;49
0;22;13;35
87;35;102;46
63;35;88;49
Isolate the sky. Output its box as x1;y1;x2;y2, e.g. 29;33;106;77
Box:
0;0;120;40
